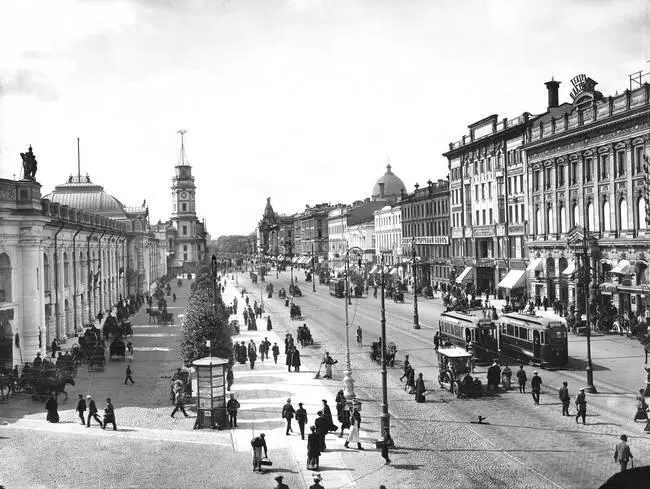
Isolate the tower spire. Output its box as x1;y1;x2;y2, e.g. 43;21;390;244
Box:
77;137;81;180
177;129;189;166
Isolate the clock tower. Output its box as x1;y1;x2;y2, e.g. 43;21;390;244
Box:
168;130;207;270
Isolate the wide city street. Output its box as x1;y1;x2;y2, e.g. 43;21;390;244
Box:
4;269;646;489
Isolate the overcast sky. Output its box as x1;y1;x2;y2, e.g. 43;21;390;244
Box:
0;0;648;237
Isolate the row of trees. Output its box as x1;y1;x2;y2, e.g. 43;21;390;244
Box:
179;270;233;367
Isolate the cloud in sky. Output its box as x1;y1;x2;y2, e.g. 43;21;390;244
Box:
0;0;647;236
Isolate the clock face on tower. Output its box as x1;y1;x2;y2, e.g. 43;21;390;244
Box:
180;191;188;199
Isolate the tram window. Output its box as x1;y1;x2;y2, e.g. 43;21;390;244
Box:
540;332;546;344
518;328;528;340
507;325;514;336
550;328;566;339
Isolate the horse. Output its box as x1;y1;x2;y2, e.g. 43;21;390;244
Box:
32;372;76;400
0;374;15;400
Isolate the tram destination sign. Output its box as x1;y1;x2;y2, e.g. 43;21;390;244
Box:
402;236;449;246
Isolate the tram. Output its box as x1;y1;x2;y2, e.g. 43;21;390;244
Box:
438;311;498;363
329;279;345;298
497;312;568;367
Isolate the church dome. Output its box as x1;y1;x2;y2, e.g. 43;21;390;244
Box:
43;175;127;219
371;163;405;201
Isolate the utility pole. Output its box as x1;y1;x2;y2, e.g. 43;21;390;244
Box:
377;251;393;447
311;240;316;293
412;236;420;329
582;234;597;393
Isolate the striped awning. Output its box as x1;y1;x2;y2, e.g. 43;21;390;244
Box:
526;258;543;272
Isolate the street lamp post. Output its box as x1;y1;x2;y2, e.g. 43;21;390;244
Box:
581;235;597;394
210;255;218;356
311;240;316;293
378;251;393;447
259;255;264;314
343;246;363;404
412;237;420;329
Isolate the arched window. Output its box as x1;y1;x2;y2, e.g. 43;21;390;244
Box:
0;253;11;303
573;202;580;227
587;202;594;230
638;197;647;230
559;204;566;234
63;252;70;287
79;252;85;284
602;201;611;231
547;207;554;234
546;257;556;277
619;199;628;231
536;208;542;235
43;254;50;293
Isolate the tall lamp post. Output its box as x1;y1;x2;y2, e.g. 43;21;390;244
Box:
377;250;394;447
411;236;420;329
311;240;316;293
343;246;363;405
210;255;218;356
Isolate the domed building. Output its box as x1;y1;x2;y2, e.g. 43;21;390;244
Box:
43;175;128;220
371;163;405;203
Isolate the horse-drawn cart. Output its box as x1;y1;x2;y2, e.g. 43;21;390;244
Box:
88;346;106;372
109;338;126;360
290;304;302;320
370;341;397;367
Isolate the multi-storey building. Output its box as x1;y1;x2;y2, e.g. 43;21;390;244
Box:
400;180;451;289
525;75;650;314
374;203;402;267
168;134;208;271
299;203;331;269
328;204;349;274
445;112;531;294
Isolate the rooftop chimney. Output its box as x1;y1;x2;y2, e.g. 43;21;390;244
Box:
545;79;561;110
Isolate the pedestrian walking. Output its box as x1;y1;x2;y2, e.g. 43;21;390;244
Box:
400;355;410;381
267;315;273;331
487;361;501;393
501;363;512;390
634;388;649;421
315;411;328;451
405;367;416;394
531;371;542;405
322;399;337;432
86;395;102;427
226;393;240;428
295;402;308;439
226;367;234;391
286;347;294;372
251;433;268;473
379;432;391;464
261;337;271;360
356;325;362;344
282;398;295;435
45;395;59;423
614;434;633;472
344;407;363;450
575;388;587;424
102;398;117;431
172;293;176;303
272;343;280;364
558;381;570;416
75;393;86;425
415;373;427;403
338;403;350;438
307;425;321;470
433;331;440;350
171;389;189;418
309;474;325;489
516;365;527;393
124;364;134;384
322;352;337;380
248;345;257;369
274;475;289;489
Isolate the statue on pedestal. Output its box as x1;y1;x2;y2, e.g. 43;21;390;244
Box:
20;145;38;180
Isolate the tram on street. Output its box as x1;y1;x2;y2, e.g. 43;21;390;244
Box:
329;279;345;298
497;312;568;367
438;311;498;363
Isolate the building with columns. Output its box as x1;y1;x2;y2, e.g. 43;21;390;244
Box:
0;159;168;370
525;75;650;314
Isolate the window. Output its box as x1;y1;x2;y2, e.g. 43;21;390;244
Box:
638;197;647;230
184;253;188;261
585;158;592;182
587;202;594;230
63;252;70;287
635;147;644;174
183;245;187;252
519;175;524;194
0;253;11;302
43;254;50;294
514;205;519;223
547;207;554;234
520;204;525;223
573;202;580;227
518;327;528;340
481;184;485;200
602;200;611;231
480;160;484;173
558;166;565;187
545;167;551;189
534;171;540;191
476;210;479;225
487;157;492;171
536;208;542;234
559;204;566;234
488;183;492;198
474;162;478;175
600;154;609;179
571;160;577;184
182;225;187;236
182;203;187;212
489;209;493;224
509;206;513;223
616;151;626;177
168;238;173;248
482;209;486;225
619;199;628;230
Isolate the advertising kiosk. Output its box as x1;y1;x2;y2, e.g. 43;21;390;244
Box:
192;356;229;429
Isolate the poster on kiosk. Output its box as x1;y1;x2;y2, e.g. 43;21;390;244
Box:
193;356;229;429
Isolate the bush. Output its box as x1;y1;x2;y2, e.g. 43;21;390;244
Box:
180;272;233;367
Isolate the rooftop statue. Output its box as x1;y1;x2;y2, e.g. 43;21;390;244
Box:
20;145;38;180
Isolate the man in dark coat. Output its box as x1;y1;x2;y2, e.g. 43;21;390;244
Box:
291;348;301;372
531;371;542;405
575;388;587;424
248;346;257;370
226;367;234;391
102;398;117;431
282;398;295;435
86;395;102;427
400;355;411;381
286;347;294;372
226;393;240;428
516;365;527;393
433;332;440;350
307;425;321;470
295;402;308;440
314;411;328;451
267;316;273;331
75;393;86;425
415;373;426;403
45;395;59;423
558;381;570;416
487;361;501;393
322;399;337;432
272;343;280;364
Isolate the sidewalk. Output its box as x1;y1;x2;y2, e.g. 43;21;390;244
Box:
223;280;356;489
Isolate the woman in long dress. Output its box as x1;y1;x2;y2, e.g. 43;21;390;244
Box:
45;395;59;423
344;408;362;450
415;373;426;403
266;316;272;331
635;388;649;421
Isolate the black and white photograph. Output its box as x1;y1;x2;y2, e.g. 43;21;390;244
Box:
0;1;649;488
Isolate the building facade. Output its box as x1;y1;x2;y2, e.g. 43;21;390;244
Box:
374;204;402;267
525;76;650;314
299;204;331;269
445;112;531;294
400;180;451;289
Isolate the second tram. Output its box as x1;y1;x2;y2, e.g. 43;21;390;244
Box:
438;311;498;364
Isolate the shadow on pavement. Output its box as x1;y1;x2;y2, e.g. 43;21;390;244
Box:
391;464;422;470
566;357;610;372
598;465;650;489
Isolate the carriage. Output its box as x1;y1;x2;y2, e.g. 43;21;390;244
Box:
290;304;302;320
120;321;133;337
437;347;482;398
88;346;106;372
160;311;174;325
370;341;397;367
297;325;313;346
177;278;183;287
109;338;126;359
393;291;404;303
278;288;287;299
289;285;302;297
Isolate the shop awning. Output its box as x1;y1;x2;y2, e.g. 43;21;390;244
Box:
526;258;543;272
455;266;473;284
562;261;576;275
389;267;399;275
301;256;311;265
291;256;300;264
497;269;526;290
369;265;379;274
611;259;631;275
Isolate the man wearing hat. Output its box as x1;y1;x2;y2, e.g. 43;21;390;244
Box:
309;474;324;489
575;388;587;425
614;434;633;471
530;371;542;405
558;381;570;416
226;393;240;428
295;402;308;440
86;395;102;427
273;475;289;489
282;398;295;435
251;433;268;472
33;352;43;367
